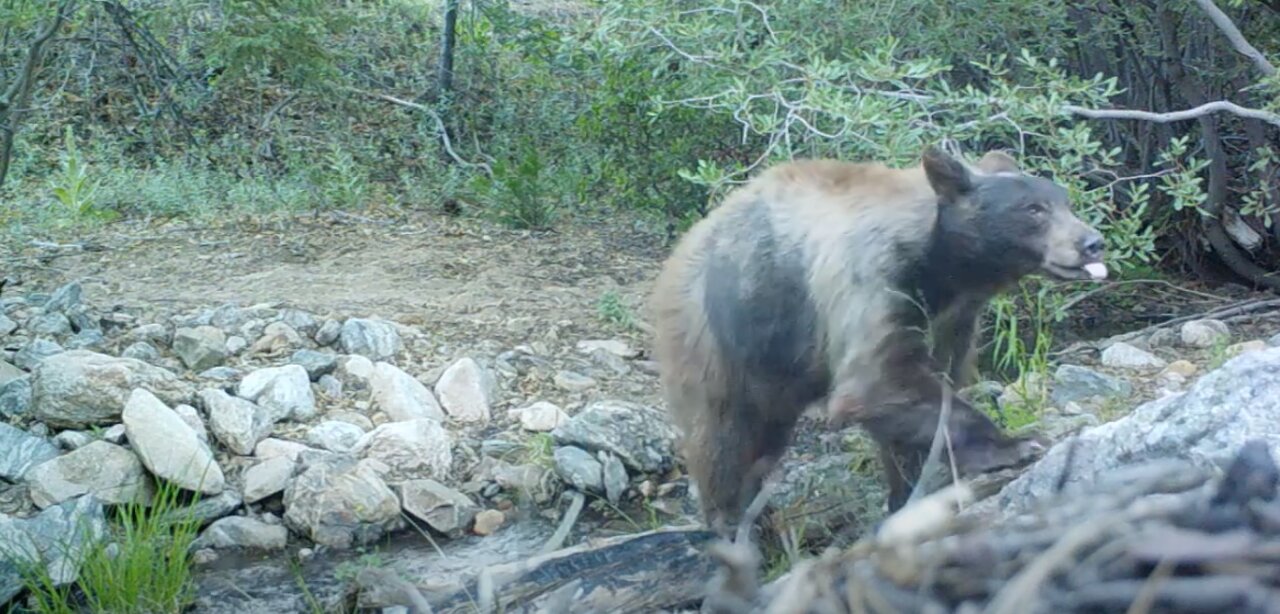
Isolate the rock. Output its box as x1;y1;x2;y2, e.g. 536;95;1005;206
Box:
368;361;444;423
0;376;32;418
251;321;303;355
1099;341;1167;371
27;312;73;336
121;341;162;363
159;490;243;528
0;360;22;386
173;326;228;371
199;366;241;381
551;400;678;474
31;350;194;428
44;282;82;313
243;456;295;504
335;355;376;391
14;338;64;370
225;336;248;355
123;389;226;494
1147;328;1180;348
553;370;596;392
66;329;106;350
338;318;403;362
130;323;170;347
174;403;210;445
1162;359;1198;378
1227;340;1267;357
282;455;402;549
291;349;338;381
277;309;320;338
53;430;95;450
553;446;605;493
1034;403;1101;440
588;348;631;375
306;421;365;453
575;339;639;359
0;494;107;604
1050;364;1132;406
398;479;480;538
25;440;154;508
237;364;316;422
194;516;288;551
317;374;343;398
513;401;569;432
0;422;60;481
1180;318;1230;348
101;424;126;444
434;357;494;424
352;419;453;483
328;410;373;432
480;439;522;458
0;313;17;335
201;389;274;456
990;347;1280;519
600;452;629;505
254;438;314;463
315;319;342;346
472;509;505;536
958;380;1004;406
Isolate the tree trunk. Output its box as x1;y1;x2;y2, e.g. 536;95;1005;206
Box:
0;0;75;190
438;0;459;100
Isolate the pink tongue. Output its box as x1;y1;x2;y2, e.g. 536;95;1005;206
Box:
1084;262;1108;280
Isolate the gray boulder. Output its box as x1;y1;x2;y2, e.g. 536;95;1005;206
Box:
31;350;194;428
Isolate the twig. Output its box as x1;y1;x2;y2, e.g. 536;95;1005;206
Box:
1190;0;1276;78
1064;100;1280;130
1051;297;1280;358
1054;278;1225;313
349;87;494;178
539;489;586;554
907;380;957;506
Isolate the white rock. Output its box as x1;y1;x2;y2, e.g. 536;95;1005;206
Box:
194;516;288;551
306;421;365;453
172;326;227;371
123;389;225;494
553;370;596;392
335;355;376;391
200;389;274;456
370;362;444;422
434;358;494;424
1100;341;1167;371
26;440;155;508
353;419;453;483
1180;319;1230;348
282;456;402;549
338;318;403;362
397;479;479;538
575;339;638;358
173;404;210;445
513;401;569;432
237;364;316;422
243;456;296;504
250;321;303;355
254;438;314;463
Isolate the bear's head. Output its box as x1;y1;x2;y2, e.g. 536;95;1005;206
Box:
922;145;1108;285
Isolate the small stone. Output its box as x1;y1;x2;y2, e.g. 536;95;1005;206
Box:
0;376;32;418
0;361;22;387
1147;328;1179;348
14;338;64;370
27;312;73;336
317;374;343;398
254;438;313;463
600;451;629;505
335;355;376;391
551;400;679;474
121;341;161;363
575;339;638;358
159;490;242;527
588;348;631;375
53;430;95;450
277;309;320;338
398;479;480;538
251;322;303;355
306;421;365;453
472;509;505;536
1180;319;1230;348
434;357;494;424
370;362;444;422
237;364;316;422
1100;342;1167;371
553;370;596;392
513;401;569;432
65;330;106;350
194;516;288;551
25;440;154;508
0;313;17;335
480;439;522;458
291;349;338;381
199;366;241;381
0;422;60;481
242;456;295;504
328;410;373;431
1162;360;1198;378
315;319;342;346
130;323;171;347
353;419;453;483
101;424;126;444
1050;364;1132;406
123;389;225;494
192;548;218;565
339;318;403;362
553;446;604;493
174;326;230;372
1268;332;1280;347
44;282;83;313
1227;340;1268;357
200;388;274;456
174;404;210;445
225;336;249;356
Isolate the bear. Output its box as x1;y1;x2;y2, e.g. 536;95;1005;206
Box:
649;145;1108;537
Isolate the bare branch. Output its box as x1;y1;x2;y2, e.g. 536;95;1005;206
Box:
1064;100;1280;129
1191;0;1277;77
350;87;494;178
0;0;76;189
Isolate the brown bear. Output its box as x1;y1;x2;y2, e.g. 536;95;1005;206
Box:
650;145;1107;536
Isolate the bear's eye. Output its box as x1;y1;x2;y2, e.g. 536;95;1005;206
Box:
1026;203;1047;215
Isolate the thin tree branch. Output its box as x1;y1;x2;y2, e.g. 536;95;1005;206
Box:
350;87;493;178
1064;100;1280;129
1191;0;1277;77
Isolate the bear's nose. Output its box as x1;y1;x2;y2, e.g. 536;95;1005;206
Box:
1080;232;1105;259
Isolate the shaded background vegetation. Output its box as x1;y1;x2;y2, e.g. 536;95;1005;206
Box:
2;0;1278;382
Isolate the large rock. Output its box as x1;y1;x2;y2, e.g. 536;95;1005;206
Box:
193;516;288;551
0;422;59;481
397;478;480;538
352;419;453;483
282;455;402;549
551;400;678;474
30;350;194;428
434;357;495;424
237;364;316;422
1049;364;1132;406
25;440;155;508
123;389;226;495
553;446;604;494
989;347;1280;519
0;495;107;604
242;456;295;504
338;318;403;362
173;326;228;371
370;362;444;422
200;389;275;456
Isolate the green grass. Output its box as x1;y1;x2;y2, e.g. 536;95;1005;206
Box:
10;479;203;614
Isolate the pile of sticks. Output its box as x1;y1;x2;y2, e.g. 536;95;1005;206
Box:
712;439;1280;614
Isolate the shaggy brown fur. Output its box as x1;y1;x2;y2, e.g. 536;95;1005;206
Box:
651;145;1107;536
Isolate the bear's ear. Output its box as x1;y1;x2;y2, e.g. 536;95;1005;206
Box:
922;145;973;204
976;150;1021;175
